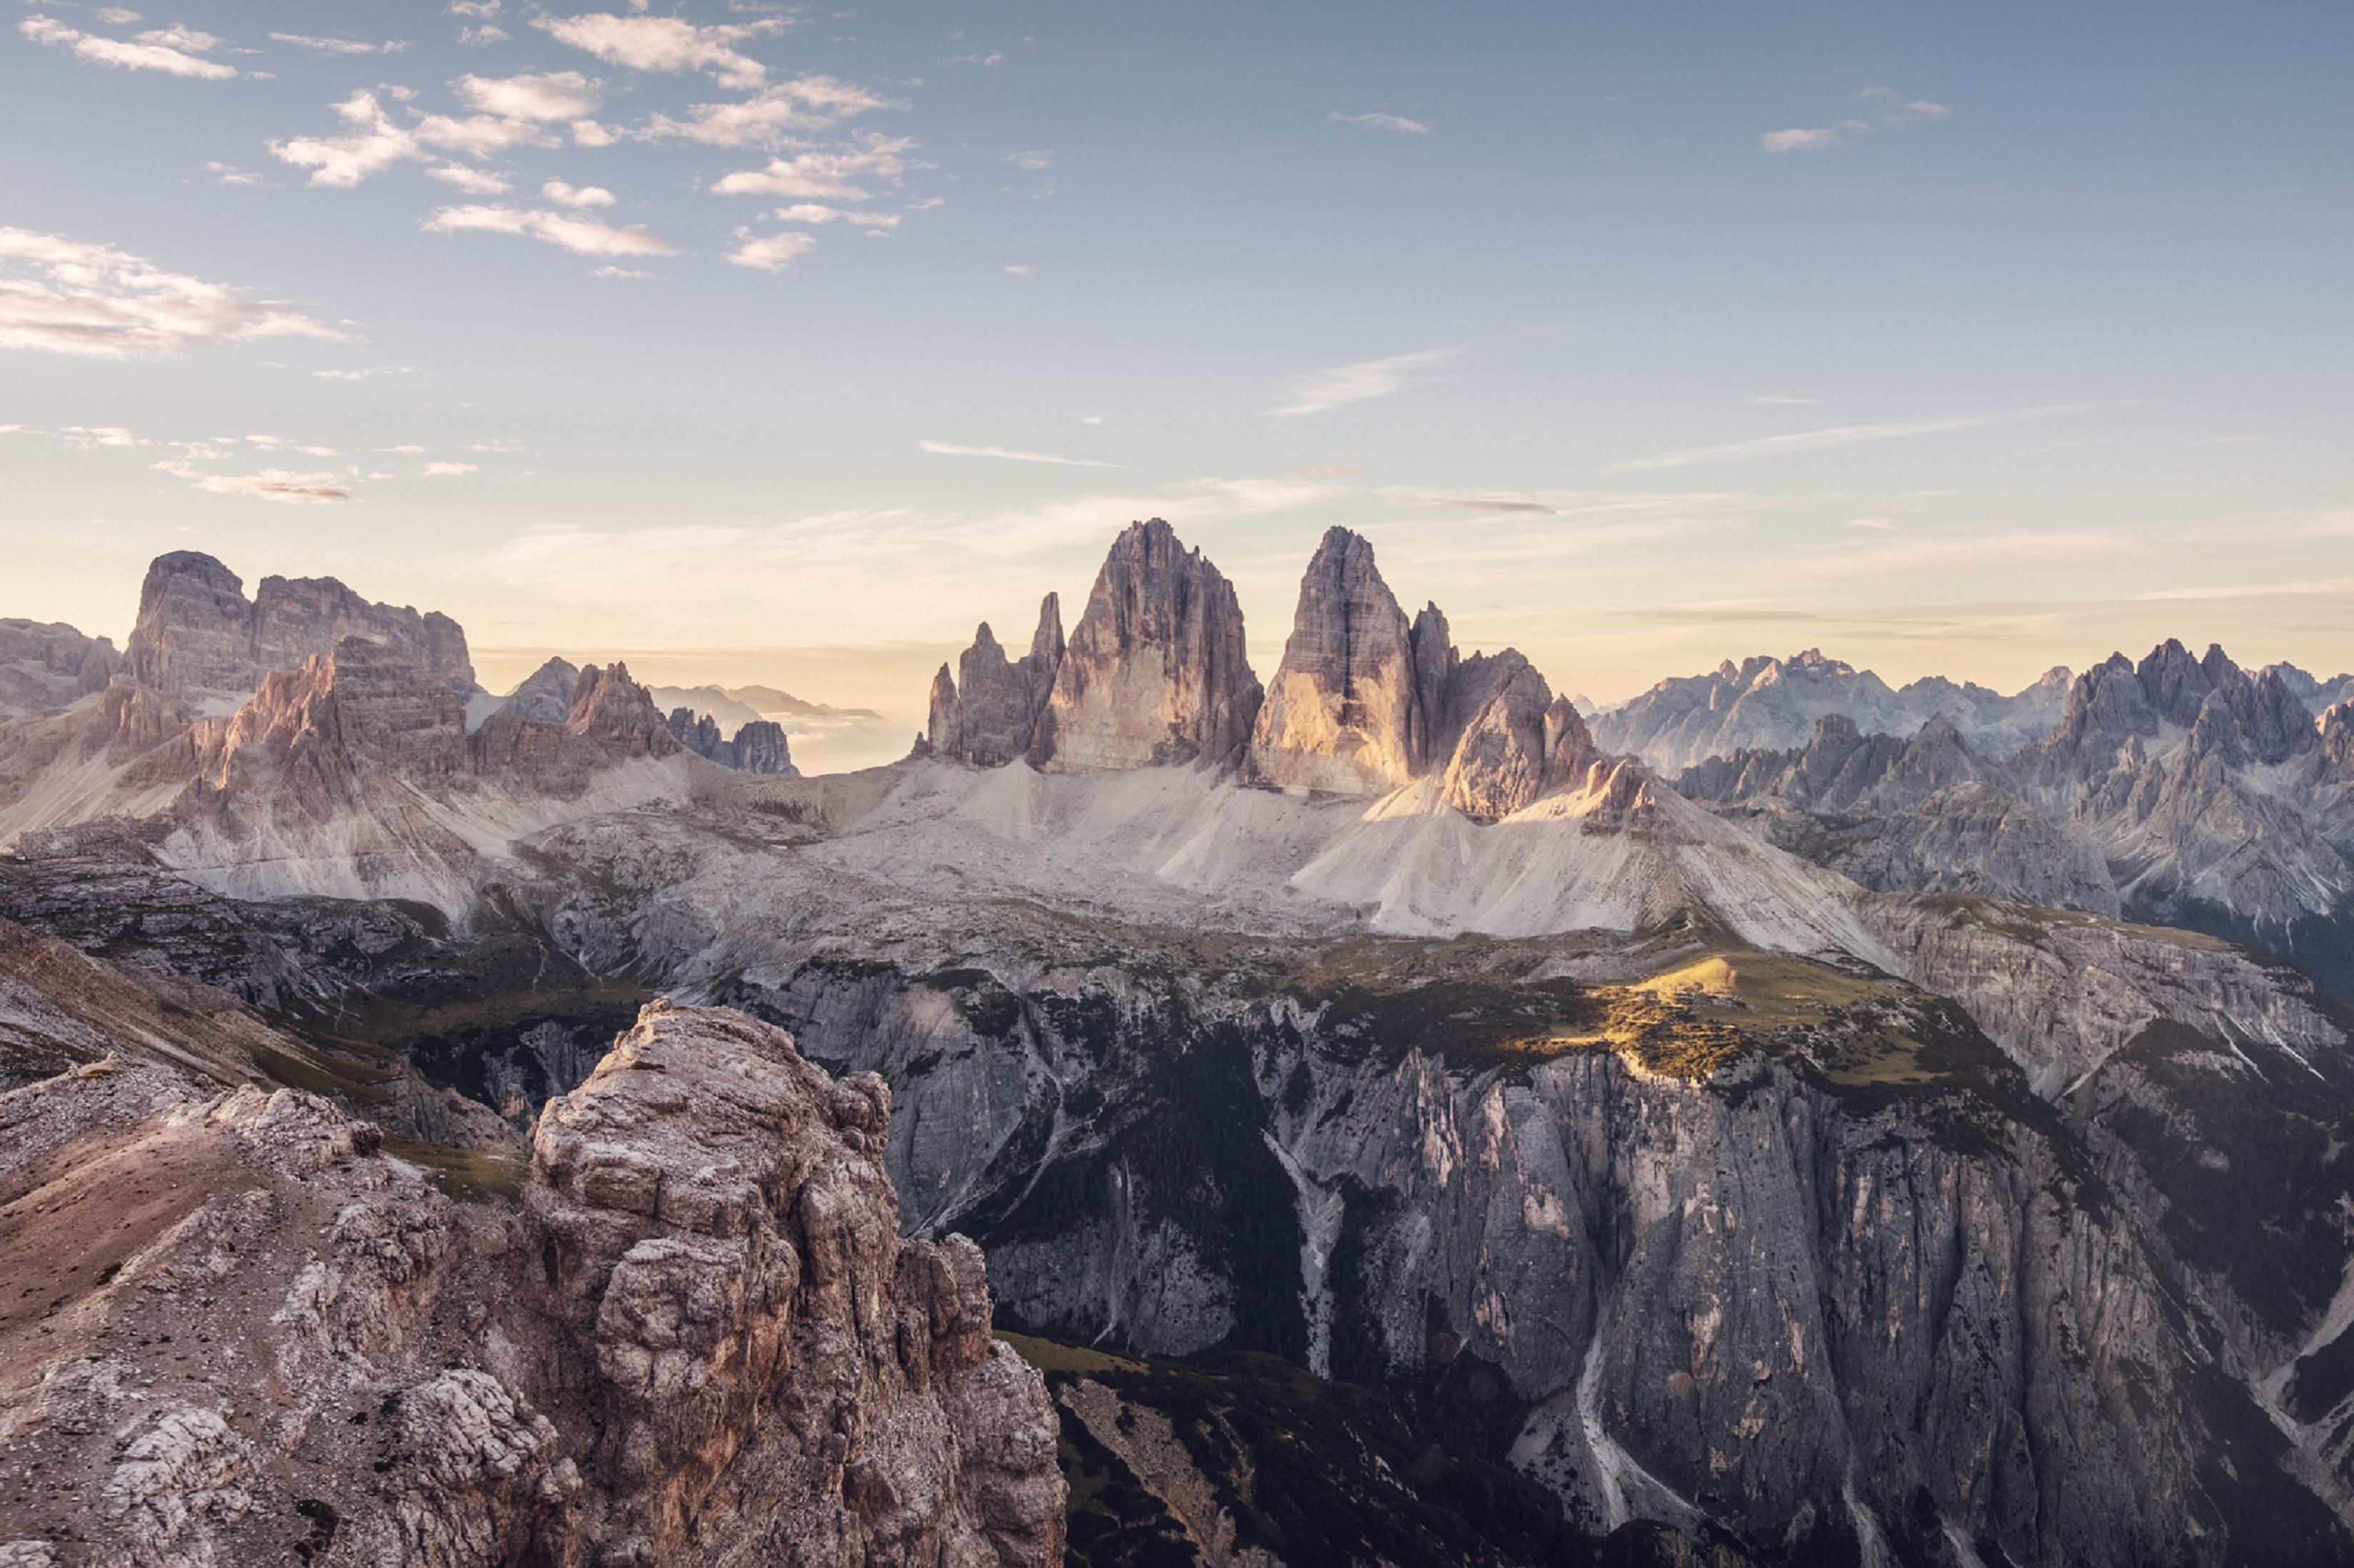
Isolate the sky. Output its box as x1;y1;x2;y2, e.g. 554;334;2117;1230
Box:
4;0;2350;770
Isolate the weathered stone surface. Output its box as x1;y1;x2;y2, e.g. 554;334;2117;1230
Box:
0;974;1062;1568
1032;521;1260;772
1249;528;1422;794
524;1000;1063;1566
1677;715;2122;914
123;551;477;704
494;656;580;726
1440;652;1555;820
931;596;1065;768
0;619;117;719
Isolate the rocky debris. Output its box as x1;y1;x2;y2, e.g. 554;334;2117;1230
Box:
0;990;1062;1568
1032;521;1262;773
1595;649;2070;772
0;620;117;720
930;596;1067;769
669;707;802;775
1248;529;1424;794
123;551;477;707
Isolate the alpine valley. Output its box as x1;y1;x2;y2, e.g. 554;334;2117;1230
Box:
9;522;2354;1568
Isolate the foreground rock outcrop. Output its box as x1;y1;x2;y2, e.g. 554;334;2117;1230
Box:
0;996;1062;1567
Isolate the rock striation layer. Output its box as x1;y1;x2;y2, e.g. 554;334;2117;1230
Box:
0;994;1063;1568
928;596;1064;767
124;551;477;706
1031;521;1261;772
1248;527;1424;794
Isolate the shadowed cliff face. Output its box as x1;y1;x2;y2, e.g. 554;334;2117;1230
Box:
680;912;2354;1568
0;980;1064;1568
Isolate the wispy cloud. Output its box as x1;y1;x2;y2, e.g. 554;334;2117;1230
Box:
918;440;1120;468
726;231;819;271
0;228;341;358
1270;346;1460;416
542;179;614;209
314;366;412;381
533;13;784;91
424;204;676;257
1762;86;1947;154
20;14;234;78
711;136;914;199
1004;149;1053;171
271;76;604;186
1331;111;1430;134
153;458;353;504
427;164;512;194
422;461;478;476
272;32;406;55
1608;404;2103;471
1775;529;2134;583
639;76;894;148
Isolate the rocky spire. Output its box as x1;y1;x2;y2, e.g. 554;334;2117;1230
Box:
1248;527;1422;793
927;594;1067;767
1030;519;1261;771
1408;603;1457;772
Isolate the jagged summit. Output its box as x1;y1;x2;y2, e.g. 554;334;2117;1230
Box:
1597;648;2071;770
1249;526;1425;793
1031;518;1262;771
927;593;1063;766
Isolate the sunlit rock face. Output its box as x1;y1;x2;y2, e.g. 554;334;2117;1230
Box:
1249;526;1424;794
1031;519;1261;772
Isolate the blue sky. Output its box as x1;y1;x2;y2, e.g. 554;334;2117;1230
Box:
4;0;2350;764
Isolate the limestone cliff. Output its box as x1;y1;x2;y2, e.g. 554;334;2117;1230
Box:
0;619;117;719
929;596;1064;767
123;551;477;706
1031;521;1260;772
1248;527;1422;794
0;994;1064;1568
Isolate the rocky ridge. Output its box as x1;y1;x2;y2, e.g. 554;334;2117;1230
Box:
0;621;117;721
123;551;477;710
0;976;1063;1568
1596;649;2073;772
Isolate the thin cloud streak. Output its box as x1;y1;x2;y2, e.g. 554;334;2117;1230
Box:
919;441;1121;468
1607;404;2107;472
1270;346;1460;416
